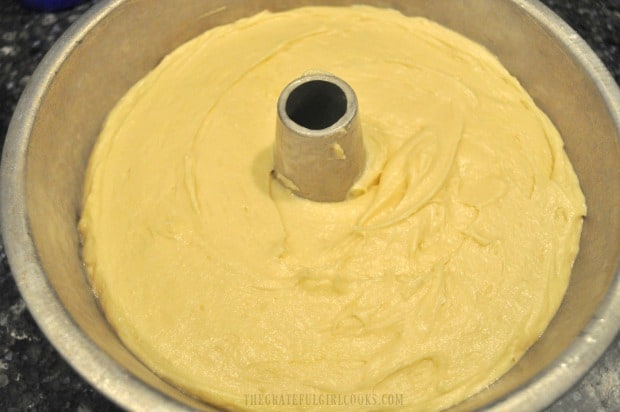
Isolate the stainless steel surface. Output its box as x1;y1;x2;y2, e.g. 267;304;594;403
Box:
1;0;618;411
274;72;365;202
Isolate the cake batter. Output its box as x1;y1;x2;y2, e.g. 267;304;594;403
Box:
79;6;586;411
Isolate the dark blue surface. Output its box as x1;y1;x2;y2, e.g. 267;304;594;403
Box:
0;0;618;410
20;0;88;12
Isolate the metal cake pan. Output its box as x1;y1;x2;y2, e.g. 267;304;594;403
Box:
1;0;619;410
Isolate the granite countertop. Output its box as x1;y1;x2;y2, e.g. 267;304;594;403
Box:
0;0;618;411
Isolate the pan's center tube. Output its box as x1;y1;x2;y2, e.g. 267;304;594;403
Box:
273;72;366;202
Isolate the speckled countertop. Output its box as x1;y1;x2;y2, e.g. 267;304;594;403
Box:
0;0;618;411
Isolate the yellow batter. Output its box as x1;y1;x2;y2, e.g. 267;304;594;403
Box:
79;6;586;411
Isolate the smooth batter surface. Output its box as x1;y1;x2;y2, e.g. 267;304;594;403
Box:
79;6;586;411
